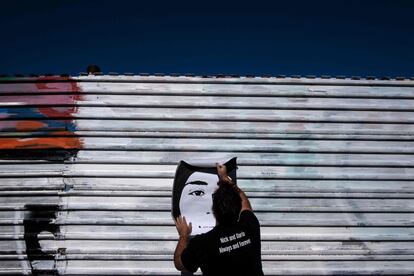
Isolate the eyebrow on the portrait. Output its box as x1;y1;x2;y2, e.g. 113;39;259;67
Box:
185;181;208;185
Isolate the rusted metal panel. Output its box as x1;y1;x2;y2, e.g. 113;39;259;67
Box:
1;75;414;275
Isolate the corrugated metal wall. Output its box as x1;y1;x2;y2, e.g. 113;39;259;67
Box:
1;75;414;275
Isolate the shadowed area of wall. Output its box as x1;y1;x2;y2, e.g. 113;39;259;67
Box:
0;75;414;275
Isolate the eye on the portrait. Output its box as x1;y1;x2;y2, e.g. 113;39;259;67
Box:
188;189;205;196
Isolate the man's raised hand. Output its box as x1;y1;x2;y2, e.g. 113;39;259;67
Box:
216;163;228;180
175;216;192;238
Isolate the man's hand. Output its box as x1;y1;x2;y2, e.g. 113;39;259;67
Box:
174;216;192;272
216;163;229;180
216;162;252;212
175;216;192;238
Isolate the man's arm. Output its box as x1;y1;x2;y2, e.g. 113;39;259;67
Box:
216;163;252;212
236;186;252;212
174;216;191;271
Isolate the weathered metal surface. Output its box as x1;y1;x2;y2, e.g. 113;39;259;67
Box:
3;163;414;179
69;150;414;166
57;260;414;275
4;210;413;226
5;106;414;123
5;82;411;97
1;75;414;275
2;94;414;110
6;138;410;152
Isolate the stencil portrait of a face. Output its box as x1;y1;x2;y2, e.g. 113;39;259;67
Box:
179;171;219;235
172;157;237;236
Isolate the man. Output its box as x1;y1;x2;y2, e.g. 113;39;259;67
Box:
174;163;264;275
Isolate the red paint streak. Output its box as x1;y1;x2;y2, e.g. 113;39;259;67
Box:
0;78;75;93
1;135;83;149
35;78;72;90
37;107;75;117
0;94;76;105
0;121;50;131
15;120;47;131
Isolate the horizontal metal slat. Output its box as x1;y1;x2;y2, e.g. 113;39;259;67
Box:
60;211;414;227
3;240;414;260
2;137;409;153
62;164;414;180
3;225;413;241
73;138;414;153
76;82;414;98
1;196;413;212
72;151;414;166
4;151;414;167
3;106;414;123
2;119;414;135
2;94;414;111
61;190;414;199
65;178;414;193
32;240;414;255
0;178;64;191
2;210;413;226
59;253;414;261
2;163;414;179
2;131;413;140
59;260;414;275
59;197;414;212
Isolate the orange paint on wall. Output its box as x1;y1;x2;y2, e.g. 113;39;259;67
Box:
15;120;47;131
0;136;83;149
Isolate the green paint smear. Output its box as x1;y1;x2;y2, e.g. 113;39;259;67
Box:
0;77;18;81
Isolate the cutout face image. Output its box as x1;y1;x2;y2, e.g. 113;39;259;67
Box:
172;157;237;235
179;171;219;235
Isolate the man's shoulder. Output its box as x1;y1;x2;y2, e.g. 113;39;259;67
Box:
190;229;216;244
239;210;259;223
238;210;260;236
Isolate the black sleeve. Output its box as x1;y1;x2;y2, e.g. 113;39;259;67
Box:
181;235;204;273
239;210;260;238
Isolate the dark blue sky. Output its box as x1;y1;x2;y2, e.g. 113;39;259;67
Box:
1;0;413;77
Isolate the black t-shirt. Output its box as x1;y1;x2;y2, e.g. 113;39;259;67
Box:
181;210;264;276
